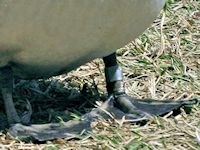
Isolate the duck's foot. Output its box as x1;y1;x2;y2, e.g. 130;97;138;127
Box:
8;120;91;142
8;95;198;142
7;96;140;142
113;93;198;117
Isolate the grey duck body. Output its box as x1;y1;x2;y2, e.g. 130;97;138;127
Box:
0;0;165;79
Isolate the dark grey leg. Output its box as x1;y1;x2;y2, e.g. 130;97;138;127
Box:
103;53;125;96
103;53;144;115
103;53;198;116
0;66;20;125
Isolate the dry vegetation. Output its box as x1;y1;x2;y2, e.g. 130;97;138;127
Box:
0;0;199;149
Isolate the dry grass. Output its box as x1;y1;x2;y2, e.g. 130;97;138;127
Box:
0;0;200;149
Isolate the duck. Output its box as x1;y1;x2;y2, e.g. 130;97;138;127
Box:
0;0;168;127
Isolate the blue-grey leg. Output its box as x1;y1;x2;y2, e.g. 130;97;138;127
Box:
103;53;198;116
103;53;125;95
103;53;143;115
0;66;21;125
0;67;32;126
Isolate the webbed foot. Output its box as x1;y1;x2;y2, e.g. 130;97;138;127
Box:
113;93;198;117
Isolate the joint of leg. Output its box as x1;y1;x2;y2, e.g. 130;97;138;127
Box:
105;65;123;83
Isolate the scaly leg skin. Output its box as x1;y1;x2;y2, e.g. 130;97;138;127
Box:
103;53;145;116
103;53;198;117
0;66;21;125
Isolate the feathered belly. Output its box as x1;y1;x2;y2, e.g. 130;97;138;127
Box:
0;0;165;79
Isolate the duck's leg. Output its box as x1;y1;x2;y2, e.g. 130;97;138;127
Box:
103;53;124;95
0;66;21;125
103;53;198;116
103;53;143;115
